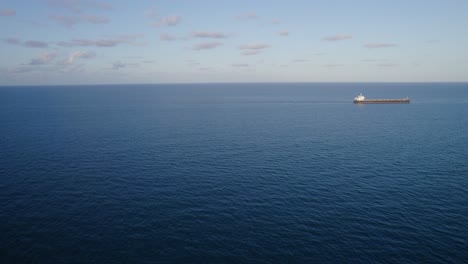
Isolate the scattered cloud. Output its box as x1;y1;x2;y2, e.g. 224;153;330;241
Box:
112;61;126;70
58;39;117;47
322;34;352;41
362;59;387;62
111;61;138;70
145;10;182;27
241;50;260;56
235;13;257;20
232;63;249;67
272;19;281;24
3;38;21;45
61;63;86;73
160;33;178;41
239;44;269;50
144;9;158;19
186;60;200;67
279;30;289;36
48;0;112;28
239;44;269;56
193;42;223;50
377;63;398;67
154;15;182;27
323;64;344;67
3;38;48;48
66;51;96;64
292;59;309;63
6;65;44;74
58;35;141;47
26;50;95;67
48;0;112;13
85;15;109;24
23;41;49;48
0;9;16;16
192;32;228;39
49;14;110;27
364;43;397;48
29;52;58;65
49;14;80;27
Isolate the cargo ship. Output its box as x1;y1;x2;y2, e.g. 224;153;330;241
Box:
354;93;410;104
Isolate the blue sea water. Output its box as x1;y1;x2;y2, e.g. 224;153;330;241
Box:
0;83;467;263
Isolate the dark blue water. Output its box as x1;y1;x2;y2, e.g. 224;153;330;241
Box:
1;83;467;263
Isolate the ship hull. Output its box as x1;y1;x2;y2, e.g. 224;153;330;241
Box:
354;99;410;104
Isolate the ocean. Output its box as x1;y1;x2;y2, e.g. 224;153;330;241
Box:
0;83;467;263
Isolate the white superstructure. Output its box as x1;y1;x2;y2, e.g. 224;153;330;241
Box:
354;93;365;102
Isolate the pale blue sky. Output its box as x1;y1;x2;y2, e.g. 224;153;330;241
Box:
1;0;467;85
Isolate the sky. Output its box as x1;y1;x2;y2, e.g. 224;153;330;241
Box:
0;0;467;85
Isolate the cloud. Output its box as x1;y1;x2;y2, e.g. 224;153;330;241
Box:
66;51;96;64
85;15;109;24
6;67;31;74
231;63;249;67
5;62;86;75
49;14;110;27
26;50;95;67
112;61;126;70
0;9;16;16
144;9;158;19
3;64;73;74
49;14;80;27
29;52;58;65
3;38;48;48
59;39;117;47
3;38;21;45
58;35;141;47
377;63;398;67
292;59;309;63
48;0;112;13
235;13;257;20
279;30;289;36
322;34;352;41
239;44;269;50
364;43;397;48
241;50;260;56
23;41;49;48
145;10;181;27
239;44;269;56
362;59;386;62
187;62;200;67
160;33;178;41
193;42;223;50
111;61;138;70
192;32;228;39
323;64;344;67
272;19;281;24
154;15;182;27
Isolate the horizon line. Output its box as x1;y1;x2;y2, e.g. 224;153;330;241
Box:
1;81;468;87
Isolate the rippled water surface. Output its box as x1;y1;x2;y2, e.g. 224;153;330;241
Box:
1;83;467;263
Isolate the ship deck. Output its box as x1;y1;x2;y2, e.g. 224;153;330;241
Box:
354;99;410;104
